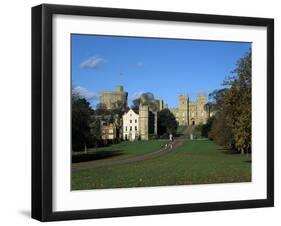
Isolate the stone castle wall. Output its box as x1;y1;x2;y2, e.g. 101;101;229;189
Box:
171;95;208;126
99;85;128;110
99;85;208;140
139;104;149;140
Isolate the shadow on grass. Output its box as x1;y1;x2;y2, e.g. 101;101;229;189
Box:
72;150;124;163
174;133;183;137
217;148;241;155
218;148;252;163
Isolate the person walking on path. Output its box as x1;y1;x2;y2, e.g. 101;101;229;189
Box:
169;133;173;141
169;133;174;149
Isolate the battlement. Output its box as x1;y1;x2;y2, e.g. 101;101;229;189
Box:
99;85;128;110
170;94;208;126
116;85;124;92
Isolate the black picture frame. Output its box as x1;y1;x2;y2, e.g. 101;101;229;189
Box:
32;4;274;222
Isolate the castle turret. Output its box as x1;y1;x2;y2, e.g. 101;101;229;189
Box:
139;104;149;140
158;99;164;111
116;85;124;92
169;94;209;126
99;85;128;110
178;95;189;126
196;95;208;124
197;95;207;104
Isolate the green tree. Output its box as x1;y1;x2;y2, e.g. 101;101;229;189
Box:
209;112;233;147
201;116;215;138
157;109;178;136
72;94;94;151
131;92;158;112
226;50;252;153
208;49;251;154
111;100;129;118
89;116;102;147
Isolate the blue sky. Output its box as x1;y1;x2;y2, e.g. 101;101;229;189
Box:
71;34;251;108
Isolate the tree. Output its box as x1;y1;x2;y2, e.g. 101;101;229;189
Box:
72;95;94;151
157;109;178;136
208;88;228;111
131;92;158;112
201;116;215;138
95;103;109;116
111;100;129;118
89;116;102;147
207;49;252;154
209;112;233;147
226;50;252;153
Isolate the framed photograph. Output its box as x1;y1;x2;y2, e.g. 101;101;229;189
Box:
32;4;274;221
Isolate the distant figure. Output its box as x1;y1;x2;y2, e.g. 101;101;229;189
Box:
169;142;173;149
169;133;173;141
165;143;168;149
190;133;193;140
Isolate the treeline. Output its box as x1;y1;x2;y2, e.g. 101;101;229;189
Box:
203;49;251;154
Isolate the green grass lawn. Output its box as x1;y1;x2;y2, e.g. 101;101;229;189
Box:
72;140;251;190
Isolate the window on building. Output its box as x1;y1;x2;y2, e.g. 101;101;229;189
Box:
130;126;132;131
135;119;137;123
135;126;137;131
125;126;127;131
130;120;132;123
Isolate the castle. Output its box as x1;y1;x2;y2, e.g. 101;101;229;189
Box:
99;86;209;141
122;100;158;141
99;85;128;110
169;95;208;126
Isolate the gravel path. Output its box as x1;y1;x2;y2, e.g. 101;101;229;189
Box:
72;126;192;172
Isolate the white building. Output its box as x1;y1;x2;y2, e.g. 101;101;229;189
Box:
122;109;139;141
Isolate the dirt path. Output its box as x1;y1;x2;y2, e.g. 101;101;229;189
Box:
72;127;192;172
